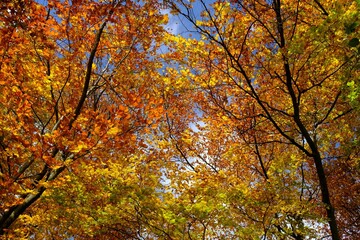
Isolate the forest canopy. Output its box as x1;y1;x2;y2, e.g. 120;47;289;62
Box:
0;0;359;239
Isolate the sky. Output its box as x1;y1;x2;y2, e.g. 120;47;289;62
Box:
160;0;216;37
33;0;215;37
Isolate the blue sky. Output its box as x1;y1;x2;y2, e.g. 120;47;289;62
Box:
161;0;216;37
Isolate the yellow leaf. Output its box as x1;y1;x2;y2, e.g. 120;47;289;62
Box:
108;126;120;135
73;143;87;153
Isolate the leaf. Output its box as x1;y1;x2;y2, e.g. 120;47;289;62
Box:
349;38;360;47
73;143;88;153
107;126;120;135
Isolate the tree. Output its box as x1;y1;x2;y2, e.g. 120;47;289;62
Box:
0;0;168;237
162;0;359;239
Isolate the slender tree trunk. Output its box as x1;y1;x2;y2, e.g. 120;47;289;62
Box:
273;1;340;238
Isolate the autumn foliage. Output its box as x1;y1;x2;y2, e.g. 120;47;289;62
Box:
0;0;359;239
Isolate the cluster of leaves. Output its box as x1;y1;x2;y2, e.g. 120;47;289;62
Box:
0;0;359;239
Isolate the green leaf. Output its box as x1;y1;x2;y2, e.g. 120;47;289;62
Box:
345;22;358;34
349;38;360;47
